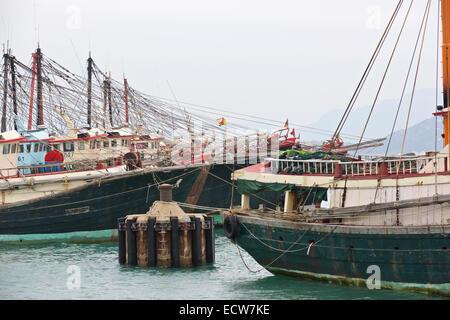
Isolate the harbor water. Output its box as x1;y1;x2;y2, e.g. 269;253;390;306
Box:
0;229;444;300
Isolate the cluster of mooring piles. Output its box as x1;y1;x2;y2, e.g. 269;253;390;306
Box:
117;184;215;267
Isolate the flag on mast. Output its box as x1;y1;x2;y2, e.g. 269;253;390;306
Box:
284;119;289;128
217;117;226;126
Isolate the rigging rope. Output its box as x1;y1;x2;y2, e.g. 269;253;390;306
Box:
353;0;413;158
330;0;404;148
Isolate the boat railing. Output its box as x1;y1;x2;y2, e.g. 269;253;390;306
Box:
0;158;125;179
270;158;340;175
269;154;447;176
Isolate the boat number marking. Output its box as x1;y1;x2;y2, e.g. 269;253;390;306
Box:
65;206;90;215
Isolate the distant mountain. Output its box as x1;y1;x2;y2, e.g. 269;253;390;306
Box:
366;117;444;155
302;88;439;142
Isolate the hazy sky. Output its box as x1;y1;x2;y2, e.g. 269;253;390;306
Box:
0;0;442;132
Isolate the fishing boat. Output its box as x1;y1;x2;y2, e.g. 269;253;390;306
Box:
222;1;450;296
0;46;290;243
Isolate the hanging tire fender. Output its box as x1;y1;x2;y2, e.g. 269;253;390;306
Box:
223;214;239;240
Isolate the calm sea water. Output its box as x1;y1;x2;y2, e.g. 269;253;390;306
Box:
0;229;443;300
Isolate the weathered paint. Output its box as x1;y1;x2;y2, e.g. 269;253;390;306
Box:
186;165;211;213
231;214;450;296
268;267;450;296
0;164;271;240
0;229;117;245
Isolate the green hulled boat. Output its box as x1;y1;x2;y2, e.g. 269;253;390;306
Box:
222;0;450;296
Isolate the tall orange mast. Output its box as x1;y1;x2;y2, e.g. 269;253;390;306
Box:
27;53;37;130
443;0;450;108
435;0;450;146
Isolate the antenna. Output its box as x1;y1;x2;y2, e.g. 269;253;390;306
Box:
33;0;39;46
88;32;92;53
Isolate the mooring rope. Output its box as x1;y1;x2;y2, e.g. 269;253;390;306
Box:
175;201;227;212
235;224;337;273
240;222;337;253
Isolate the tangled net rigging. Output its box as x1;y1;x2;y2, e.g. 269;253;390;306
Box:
0;48;262;144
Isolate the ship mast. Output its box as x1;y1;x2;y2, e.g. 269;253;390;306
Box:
1;51;8;132
35;47;44;127
108;75;113;128
10;55;18;124
443;0;450;146
102;74;112;129
27;52;37;130
87;52;93;128
124;76;129;124
436;0;450;147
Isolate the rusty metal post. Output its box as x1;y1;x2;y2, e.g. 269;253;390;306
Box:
118;217;126;265
191;217;202;266
170;217;180;268
159;184;173;202
179;223;192;267
147;217;156;267
205;216;215;264
156;225;171;268
126;218;137;266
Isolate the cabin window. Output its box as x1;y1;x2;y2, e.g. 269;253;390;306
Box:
34;143;39;153
90;141;95;149
121;139;125;146
79;141;85;150
104;141;109;148
111;140;117;147
11;143;16;154
39;143;43;152
151;142;155;149
47;145;51;152
137;143;148;150
53;144;60;151
19;144;24;153
96;141;101;149
2;144;10;154
63;141;74;152
26;144;31;153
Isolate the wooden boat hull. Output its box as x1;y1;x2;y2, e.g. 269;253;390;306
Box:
0;164;278;242
227;213;450;296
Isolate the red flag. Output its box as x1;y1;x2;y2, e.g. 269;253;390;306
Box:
290;128;295;136
217;117;226;126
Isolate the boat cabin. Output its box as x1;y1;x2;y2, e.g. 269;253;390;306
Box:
130;135;163;162
50;127;136;165
0;130;27;177
14;118;53;175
